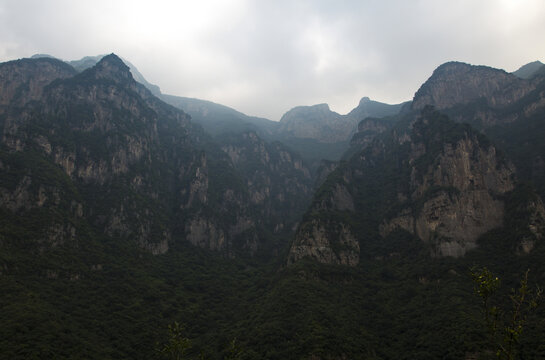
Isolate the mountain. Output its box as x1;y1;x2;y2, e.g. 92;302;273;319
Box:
279;98;404;144
31;54;164;96
274;98;405;162
67;54;163;96
0;54;275;257
2;55;545;359
0;57;76;110
33;53;405;165
216;131;313;245
0;54;321;358
280;62;545;358
411;61;538;114
411;60;545;199
41;54;280;141
512;60;545;79
289;107;545;265
160;94;279;139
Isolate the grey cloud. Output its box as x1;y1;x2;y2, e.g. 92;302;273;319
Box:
1;0;544;120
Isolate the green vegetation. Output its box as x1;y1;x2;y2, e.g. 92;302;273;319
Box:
471;267;542;359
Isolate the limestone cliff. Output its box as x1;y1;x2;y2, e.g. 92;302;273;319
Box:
0;54;259;256
218;131;313;244
287;107;536;266
411;61;545;202
348;116;397;155
288;219;359;266
277;98;404;144
412;62;536;111
411;61;545;131
0;57;76;109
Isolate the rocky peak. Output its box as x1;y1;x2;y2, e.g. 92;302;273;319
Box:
512;60;545;79
288;107;524;266
379;109;516;256
412;61;534;110
277;103;345;143
280;103;334;123
82;53;133;84
359;96;371;105
0;57;76;107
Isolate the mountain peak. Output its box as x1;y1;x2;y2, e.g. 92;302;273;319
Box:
412;61;520;110
31;53;57;60
512;60;545;79
358;96;371;105
87;53;133;83
308;103;330;111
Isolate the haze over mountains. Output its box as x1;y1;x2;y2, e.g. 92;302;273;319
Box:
1;53;545;359
29;53;407;162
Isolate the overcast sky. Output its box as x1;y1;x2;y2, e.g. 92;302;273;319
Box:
1;0;544;120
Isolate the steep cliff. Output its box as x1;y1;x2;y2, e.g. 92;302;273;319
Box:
0;57;76;110
512;60;545;79
378;108;515;257
412;62;536;112
161;94;279;139
288;107;541;265
0;54;260;256
278;104;345;143
218;131;313;245
278;98;403;144
411;61;545;199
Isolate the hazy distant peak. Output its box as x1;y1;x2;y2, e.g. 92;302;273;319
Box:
358;96;371;104
310;103;330;111
431;61;508;77
66;54;161;95
82;53;134;83
31;53;57;59
120;57;162;96
512;60;545;79
280;103;335;121
292;103;331;112
99;53;129;68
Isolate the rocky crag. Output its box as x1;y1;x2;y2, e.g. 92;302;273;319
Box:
288;107;544;265
0;54;310;258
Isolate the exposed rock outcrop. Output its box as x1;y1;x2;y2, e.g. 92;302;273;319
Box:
412;62;537;111
218;131;313;240
0;57;76;108
0;54;265;257
288;219;359;266
288;107;524;265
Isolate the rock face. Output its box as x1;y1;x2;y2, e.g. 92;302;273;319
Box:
278;98;404;144
411;60;545;201
512;60;545;79
161;94;279;139
288;107;525;265
279;104;345;143
218;131;313;243
0;54;262;256
379;112;515;256
412;62;536;112
0;57;76;109
288;219;359;266
349;116;395;151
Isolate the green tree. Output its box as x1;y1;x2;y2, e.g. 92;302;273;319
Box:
471;267;542;360
224;338;242;360
159;322;192;360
